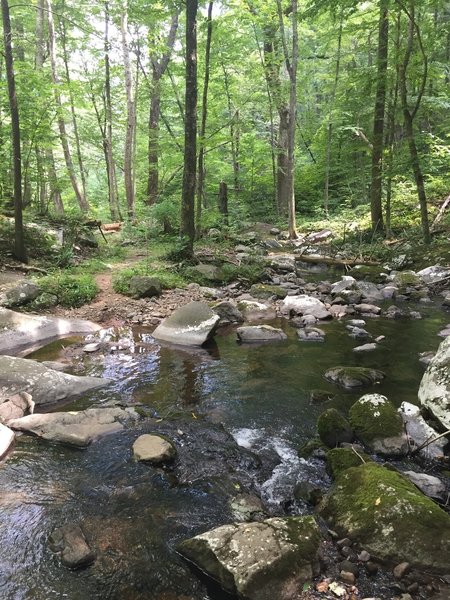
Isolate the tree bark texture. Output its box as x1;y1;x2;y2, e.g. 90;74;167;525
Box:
121;0;136;219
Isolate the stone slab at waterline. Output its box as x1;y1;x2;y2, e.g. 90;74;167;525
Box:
178;516;321;600
152;301;220;346
237;325;287;343
0;355;111;406
418;335;450;430
0;307;101;355
8;407;139;447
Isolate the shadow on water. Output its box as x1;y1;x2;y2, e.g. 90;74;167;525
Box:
0;302;448;599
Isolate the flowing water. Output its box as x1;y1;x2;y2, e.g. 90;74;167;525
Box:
0;303;448;600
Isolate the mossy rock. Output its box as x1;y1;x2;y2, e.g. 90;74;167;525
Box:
249;284;287;300
392;271;421;288
317;408;354;448
348;265;386;284
349;394;408;456
319;462;450;572
324;366;385;389
298;437;326;458
326;448;372;479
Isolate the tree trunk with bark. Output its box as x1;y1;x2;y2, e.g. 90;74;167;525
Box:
121;0;136;219
180;0;198;254
1;0;27;262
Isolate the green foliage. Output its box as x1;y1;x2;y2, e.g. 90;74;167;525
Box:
35;273;99;308
0;219;56;260
113;263;187;295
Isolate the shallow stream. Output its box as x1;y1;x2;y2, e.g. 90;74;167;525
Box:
0;303;448;600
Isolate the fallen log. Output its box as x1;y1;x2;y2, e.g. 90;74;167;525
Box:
101;222;122;232
3;263;48;274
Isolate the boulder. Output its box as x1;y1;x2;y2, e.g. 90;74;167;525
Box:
49;524;95;569
317;409;354;448
297;327;325;342
249;284;287;300
178;516;321;600
402;471;446;501
8;407;139;448
187;264;223;282
268;254;296;273
399;402;447;460
349;394;408;457
237;300;277;322
128;276;162;298
324;366;385;389
354;303;381;315
0;355;110;406
319;462;450;572
417;265;450;284
132;434;176;464
0;391;34;423
0;423;14;459
326;447;371;479
0;308;101;355
152;302;220;347
229;494;267;522
237;325;287;343
418;336;450;430
212;300;244;323
281;295;331;320
0;280;40;308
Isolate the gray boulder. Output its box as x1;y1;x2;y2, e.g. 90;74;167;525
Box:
0;308;101;355
0;280;40;308
417;265;450;284
178;516;321;600
128;276;162;298
325;366;385;389
152;301;220;347
0;423;14;459
268;254;296;273
399;401;447;460
0;391;34;423
297;327;325;342
9;407;139;448
132;434;176;464
49;524;95;569
212;301;244;323
281;295;331;320
402;471;446;501
187;264;223;282
418;336;450;430
0;355;110;406
237;325;287;343
237;300;277;322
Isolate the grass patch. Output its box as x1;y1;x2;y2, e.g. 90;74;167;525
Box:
113;262;187;295
35;272;99;307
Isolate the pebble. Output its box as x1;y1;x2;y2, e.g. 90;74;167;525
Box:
393;561;410;579
83;342;100;353
340;560;359;576
365;561;379;575
337;537;352;548
340;570;356;585
358;550;371;562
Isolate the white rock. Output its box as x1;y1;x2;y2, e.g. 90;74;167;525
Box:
418;336;450;430
281;295;331;320
0;423;14;458
132;434;176;464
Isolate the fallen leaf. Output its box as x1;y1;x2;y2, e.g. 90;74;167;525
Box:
375;497;381;505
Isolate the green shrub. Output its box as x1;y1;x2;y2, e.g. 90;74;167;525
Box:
36;273;99;307
113;264;187;295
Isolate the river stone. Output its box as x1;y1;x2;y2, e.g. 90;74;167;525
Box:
402;471;446;501
353;343;378;353
0;355;111;406
229;494;267;522
325;367;385;389
128;276;162;298
297;327;325;342
187;264;223;282
317;408;354;448
417;265;450;284
8;407;139;448
249;284;287;300
152;301;220;347
319;462;450;572
0;423;14;458
268;254;296;273
281;295;331;320
212;301;244;323
349;395;408;457
132;434;176;464
354;303;381;315
49;524;95;569
418;335;450;430
0;280;40;308
0;308;101;355
399;402;446;460
178;516;321;600
237;325;287;343
0;391;33;423
237;300;277;322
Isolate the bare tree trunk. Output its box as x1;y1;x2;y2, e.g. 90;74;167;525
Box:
196;1;213;237
1;0;27;262
120;0;136;220
370;0;389;234
46;0;89;213
180;0;198;254
323;11;343;217
218;180;229;225
399;1;430;244
222;62;241;204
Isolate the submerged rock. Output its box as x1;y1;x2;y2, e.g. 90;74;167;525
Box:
49;524;95;569
297;327;326;342
317;409;354;448
349;394;408;457
418;336;450;430
132;434;176;464
178;516;321;600
237;325;287;343
9;407;139;448
319;462;450;572
152;301;220;347
324;366;385;389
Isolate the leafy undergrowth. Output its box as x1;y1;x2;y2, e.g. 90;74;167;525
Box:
35;272;99;308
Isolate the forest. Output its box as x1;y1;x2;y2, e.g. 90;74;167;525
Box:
1;0;449;263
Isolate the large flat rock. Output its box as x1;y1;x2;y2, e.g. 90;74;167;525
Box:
0;308;100;355
9;407;139;447
418;336;450;430
0;355;111;406
152;301;220;346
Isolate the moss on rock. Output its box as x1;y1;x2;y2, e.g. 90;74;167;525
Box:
349;394;403;442
249;284;287;300
317;408;354;448
319;462;450;572
326;447;372;479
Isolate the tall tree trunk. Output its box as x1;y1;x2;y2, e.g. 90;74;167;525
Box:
323;11;343;217
196;1;213;237
120;0;136;219
180;0;198;254
1;0;27;262
399;1;430;244
370;0;389;234
147;11;179;205
46;0;89;213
